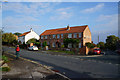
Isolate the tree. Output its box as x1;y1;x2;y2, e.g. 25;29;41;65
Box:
26;38;37;44
105;35;119;50
42;41;47;47
34;42;41;48
63;38;80;48
97;42;105;49
85;42;95;48
2;33;16;45
14;32;22;36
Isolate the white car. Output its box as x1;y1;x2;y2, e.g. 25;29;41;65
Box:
28;46;38;51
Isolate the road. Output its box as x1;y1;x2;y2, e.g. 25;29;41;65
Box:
3;46;120;79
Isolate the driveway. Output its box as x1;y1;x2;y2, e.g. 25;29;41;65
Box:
2;46;120;79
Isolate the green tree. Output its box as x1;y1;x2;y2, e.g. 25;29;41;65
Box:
34;42;41;48
105;35;119;50
97;42;105;49
85;42;95;48
2;33;16;45
14;32;22;36
26;38;37;44
42;41;47;47
63;38;80;48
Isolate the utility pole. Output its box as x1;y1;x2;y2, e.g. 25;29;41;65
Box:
98;32;99;43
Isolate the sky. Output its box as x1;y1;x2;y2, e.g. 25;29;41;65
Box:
2;2;119;44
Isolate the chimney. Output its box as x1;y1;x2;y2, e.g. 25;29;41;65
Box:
67;24;70;30
30;28;33;32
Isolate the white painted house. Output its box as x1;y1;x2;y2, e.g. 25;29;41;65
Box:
18;28;39;44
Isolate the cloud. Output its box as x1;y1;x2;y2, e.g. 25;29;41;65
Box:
94;14;118;32
50;7;73;20
81;3;104;13
3;15;39;26
3;2;53;16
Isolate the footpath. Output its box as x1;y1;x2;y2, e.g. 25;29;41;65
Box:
2;53;70;80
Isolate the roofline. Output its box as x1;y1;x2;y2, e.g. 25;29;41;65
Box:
46;25;88;31
40;25;88;36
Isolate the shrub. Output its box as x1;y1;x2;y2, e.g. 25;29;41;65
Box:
2;67;11;72
2;55;9;63
42;41;47;47
85;42;95;48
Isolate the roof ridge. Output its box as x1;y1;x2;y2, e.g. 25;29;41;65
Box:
46;25;88;31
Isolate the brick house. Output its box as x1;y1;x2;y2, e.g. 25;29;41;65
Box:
40;25;92;49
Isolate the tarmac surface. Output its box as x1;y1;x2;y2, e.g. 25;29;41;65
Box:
2;46;120;79
2;53;70;80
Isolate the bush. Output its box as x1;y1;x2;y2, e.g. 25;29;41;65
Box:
85;42;95;48
2;67;11;72
61;45;64;48
2;55;9;63
97;42;105;49
42;41;47;47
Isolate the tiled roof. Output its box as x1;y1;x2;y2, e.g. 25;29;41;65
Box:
40;25;88;36
19;31;30;37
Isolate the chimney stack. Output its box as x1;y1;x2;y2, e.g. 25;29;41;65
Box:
67;24;70;30
30;28;33;32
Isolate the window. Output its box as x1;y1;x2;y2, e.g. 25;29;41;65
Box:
47;41;50;45
45;35;47;39
79;43;81;48
53;35;56;38
79;33;82;38
74;33;77;38
52;42;55;47
68;43;72;48
68;33;72;38
57;34;60;38
61;34;63;38
41;36;44;39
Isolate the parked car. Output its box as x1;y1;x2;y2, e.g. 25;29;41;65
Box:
28;46;38;51
93;48;101;55
116;49;120;55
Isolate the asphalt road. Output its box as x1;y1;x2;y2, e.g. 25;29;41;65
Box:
3;46;120;79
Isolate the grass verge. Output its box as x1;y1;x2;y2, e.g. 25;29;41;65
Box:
48;50;74;55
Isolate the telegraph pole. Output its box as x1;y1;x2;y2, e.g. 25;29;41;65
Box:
98;32;99;43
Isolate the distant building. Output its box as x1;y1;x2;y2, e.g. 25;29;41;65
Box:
40;25;92;49
18;28;39;44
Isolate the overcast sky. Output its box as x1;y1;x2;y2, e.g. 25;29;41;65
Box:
2;2;118;44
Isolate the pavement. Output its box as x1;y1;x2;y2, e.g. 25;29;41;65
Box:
2;52;70;80
2;46;120;79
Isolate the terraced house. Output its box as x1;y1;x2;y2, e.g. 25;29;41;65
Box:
40;25;92;49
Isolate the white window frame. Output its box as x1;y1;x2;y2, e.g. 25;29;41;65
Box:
52;42;55;47
68;43;72;48
68;33;72;38
45;35;47;39
57;34;60;39
53;35;56;39
79;42;81;48
74;33;77;38
61;34;63;38
41;36;44;39
79;33;82;38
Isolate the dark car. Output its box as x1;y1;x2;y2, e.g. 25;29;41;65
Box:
93;48;101;55
116;49;120;55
